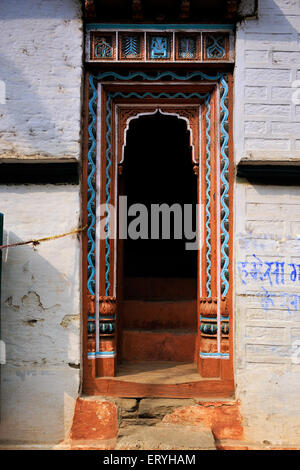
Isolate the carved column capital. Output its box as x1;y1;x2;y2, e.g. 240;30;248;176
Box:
193;164;199;176
99;296;117;316
84;0;96;18
199;297;227;317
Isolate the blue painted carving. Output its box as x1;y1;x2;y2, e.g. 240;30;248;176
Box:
200;323;229;335
222;323;229;334
105;95;112;297
87;75;97;296
87;316;95;334
200;352;229;359
206;35;226;59
200;323;217;335
150;36;170;59
87;24;235;32
94;37;113;58
88;351;116;358
91;70;222;81
87;71;222;300
87;70;230;360
220;75;230;297
99;322;115;334
205;94;212;298
178;37;196;59
122;35;140;57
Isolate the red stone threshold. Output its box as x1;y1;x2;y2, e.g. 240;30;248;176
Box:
84;361;234;398
216;440;300;451
85;377;234;398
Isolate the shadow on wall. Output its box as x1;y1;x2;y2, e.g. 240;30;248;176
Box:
0;0;83;159
0;54;82;159
0;212;81;443
1;0;82;20
239;0;299;40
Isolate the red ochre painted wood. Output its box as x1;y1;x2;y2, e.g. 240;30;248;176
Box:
121;330;197;362
83;377;235;398
82;78;235;395
122;300;197;330
124;277;197;301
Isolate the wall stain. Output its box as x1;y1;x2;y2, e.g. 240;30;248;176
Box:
60;314;79;328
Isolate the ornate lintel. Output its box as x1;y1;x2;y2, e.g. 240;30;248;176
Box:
84;0;96;17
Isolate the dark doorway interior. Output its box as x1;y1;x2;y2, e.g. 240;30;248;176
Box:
123;112;197;287
119;112;198;368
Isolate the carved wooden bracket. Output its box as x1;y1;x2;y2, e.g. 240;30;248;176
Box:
199;297;227;318
179;0;190;20
193;164;199;176
88;294;95;315
225;0;238;19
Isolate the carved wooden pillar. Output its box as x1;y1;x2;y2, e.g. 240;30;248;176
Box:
87;294;97;377
96;296;117;376
198;297;228;377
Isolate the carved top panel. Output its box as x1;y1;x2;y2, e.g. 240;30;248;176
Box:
115;105;201;166
86;26;234;63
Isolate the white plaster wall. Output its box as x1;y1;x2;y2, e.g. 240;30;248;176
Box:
0;185;81;444
235;0;300;164
0;0;83;161
0;0;83;444
235;0;300;445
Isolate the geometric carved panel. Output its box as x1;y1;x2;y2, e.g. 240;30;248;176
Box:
86;27;234;63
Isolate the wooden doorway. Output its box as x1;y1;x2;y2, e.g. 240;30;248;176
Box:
83;73;234;397
119;111;198;374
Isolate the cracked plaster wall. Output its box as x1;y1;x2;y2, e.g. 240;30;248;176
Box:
0;185;81;444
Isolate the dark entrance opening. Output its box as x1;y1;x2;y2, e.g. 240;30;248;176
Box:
118;112;199;380
123;112;197;281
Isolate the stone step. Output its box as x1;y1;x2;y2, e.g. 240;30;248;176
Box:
116;397;197;421
116;423;216;450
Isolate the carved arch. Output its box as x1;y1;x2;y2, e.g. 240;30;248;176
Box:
117;106;200;169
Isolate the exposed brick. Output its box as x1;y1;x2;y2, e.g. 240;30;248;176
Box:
245;138;290;150
245;50;270;64
273;51;300;65
245;103;291;117
162;402;244;441
245;87;268;100
70;398;118;441
245;68;291;83
245;121;267;136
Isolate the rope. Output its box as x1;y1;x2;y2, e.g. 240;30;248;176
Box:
0;225;88;250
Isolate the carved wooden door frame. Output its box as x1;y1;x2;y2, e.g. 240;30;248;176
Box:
82;70;234;397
